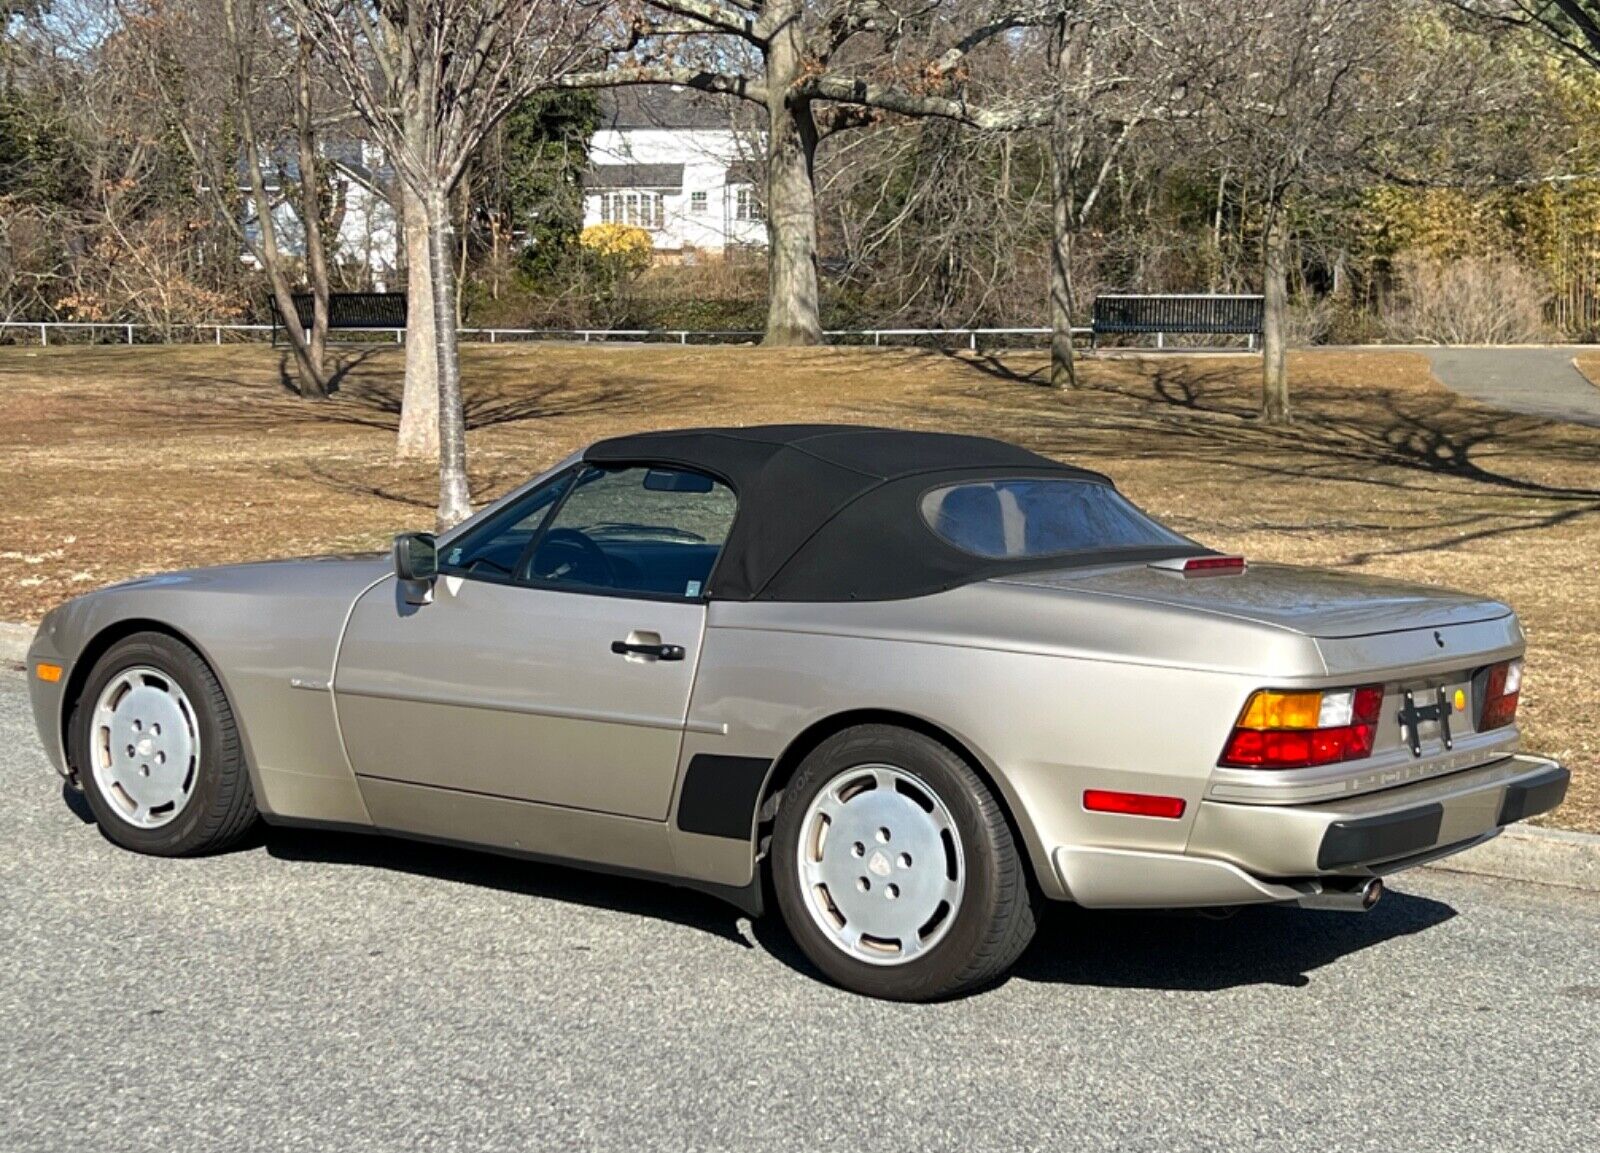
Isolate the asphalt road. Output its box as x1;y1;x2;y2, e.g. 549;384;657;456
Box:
1423;346;1600;427
2;671;1597;1153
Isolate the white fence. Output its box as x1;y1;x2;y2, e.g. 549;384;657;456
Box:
0;319;1093;352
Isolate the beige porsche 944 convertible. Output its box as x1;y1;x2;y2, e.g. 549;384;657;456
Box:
28;425;1569;999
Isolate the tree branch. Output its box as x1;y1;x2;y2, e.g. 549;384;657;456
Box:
555;64;767;103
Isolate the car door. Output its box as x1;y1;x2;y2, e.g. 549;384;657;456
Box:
333;464;737;822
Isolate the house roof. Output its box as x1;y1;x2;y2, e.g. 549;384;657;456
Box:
598;86;740;130
583;163;685;191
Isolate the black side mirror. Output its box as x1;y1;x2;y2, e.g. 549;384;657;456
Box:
393;532;438;582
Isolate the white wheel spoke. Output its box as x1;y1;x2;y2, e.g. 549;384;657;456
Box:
88;666;201;831
794;762;965;968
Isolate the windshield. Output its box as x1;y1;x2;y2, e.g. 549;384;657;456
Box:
920;478;1193;559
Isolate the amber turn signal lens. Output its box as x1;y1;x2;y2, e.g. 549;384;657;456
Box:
35;662;63;683
1238;690;1323;730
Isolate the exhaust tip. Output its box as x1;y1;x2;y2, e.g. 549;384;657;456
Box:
1297;877;1385;912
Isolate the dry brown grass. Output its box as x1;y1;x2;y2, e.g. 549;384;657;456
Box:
1571;352;1600;391
2;343;1596;830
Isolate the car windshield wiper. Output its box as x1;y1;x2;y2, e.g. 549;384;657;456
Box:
583;522;705;543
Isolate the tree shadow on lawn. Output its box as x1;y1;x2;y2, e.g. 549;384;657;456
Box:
939;355;1600;562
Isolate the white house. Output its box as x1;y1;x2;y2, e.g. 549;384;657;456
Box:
241;140;400;289
583;87;767;256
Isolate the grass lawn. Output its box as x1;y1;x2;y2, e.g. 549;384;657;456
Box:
2;342;1597;831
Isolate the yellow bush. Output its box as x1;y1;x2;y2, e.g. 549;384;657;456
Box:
581;223;654;267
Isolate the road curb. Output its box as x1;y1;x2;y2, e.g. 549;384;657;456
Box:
1423;824;1600;893
3;616;1595;890
0;621;32;666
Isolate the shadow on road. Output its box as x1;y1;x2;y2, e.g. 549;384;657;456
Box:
64;792;1460;996
260;824;758;951
1010;892;1458;991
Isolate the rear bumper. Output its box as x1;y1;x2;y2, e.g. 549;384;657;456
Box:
1054;754;1568;908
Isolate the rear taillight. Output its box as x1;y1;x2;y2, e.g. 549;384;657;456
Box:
1219;685;1384;769
1480;658;1523;730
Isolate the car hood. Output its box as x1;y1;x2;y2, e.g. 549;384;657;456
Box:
991;561;1511;639
98;553;391;597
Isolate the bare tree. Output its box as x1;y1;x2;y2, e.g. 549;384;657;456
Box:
289;0;607;527
558;2;1052;345
1445;0;1600;64
120;0;336;396
1042;1;1205;387
1192;0;1395;423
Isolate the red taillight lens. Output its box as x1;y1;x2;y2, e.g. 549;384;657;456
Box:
1480;659;1522;730
1083;789;1187;819
1218;685;1384;769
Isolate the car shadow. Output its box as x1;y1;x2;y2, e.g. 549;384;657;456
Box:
260;824;757;951
746;886;1458;995
1009;891;1458;991
72;794;1457;994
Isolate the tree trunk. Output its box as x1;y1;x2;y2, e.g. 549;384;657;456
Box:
295;32;330;394
396;183;439;459
1048;13;1087;389
1261;206;1291;424
762;12;823;347
426;186;473;529
225;0;326;398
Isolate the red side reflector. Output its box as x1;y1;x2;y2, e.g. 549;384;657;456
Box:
1083;789;1187;819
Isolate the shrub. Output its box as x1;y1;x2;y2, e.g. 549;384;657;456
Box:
580;223;654;274
1381;252;1549;345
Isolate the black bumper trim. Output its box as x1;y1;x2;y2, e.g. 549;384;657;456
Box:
1497;764;1570;826
1317;803;1445;870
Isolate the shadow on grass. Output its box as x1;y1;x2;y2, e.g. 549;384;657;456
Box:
936;353;1600;563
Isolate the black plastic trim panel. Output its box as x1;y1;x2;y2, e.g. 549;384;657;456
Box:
1317;804;1445;870
1497;765;1571;826
675;754;772;840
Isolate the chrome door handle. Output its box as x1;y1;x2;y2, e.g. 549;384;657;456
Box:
611;640;686;661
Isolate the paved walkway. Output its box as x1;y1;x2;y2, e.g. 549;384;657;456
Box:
1422;346;1600;427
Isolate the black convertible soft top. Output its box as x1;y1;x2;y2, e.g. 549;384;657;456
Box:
584;424;1203;602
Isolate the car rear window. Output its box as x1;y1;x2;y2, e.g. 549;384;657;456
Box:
920;478;1192;559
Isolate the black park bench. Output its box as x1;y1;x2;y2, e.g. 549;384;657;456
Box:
1091;294;1264;350
270;292;408;345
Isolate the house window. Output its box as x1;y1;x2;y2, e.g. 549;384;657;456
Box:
690;190;708;213
600;192;666;230
734;186;763;223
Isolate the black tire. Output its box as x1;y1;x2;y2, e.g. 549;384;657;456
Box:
771;724;1037;1001
69;631;258;856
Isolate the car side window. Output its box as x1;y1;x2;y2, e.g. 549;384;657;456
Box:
525;466;736;599
438;469;575;580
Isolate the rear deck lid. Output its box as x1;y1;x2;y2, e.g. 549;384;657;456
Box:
993;561;1510;639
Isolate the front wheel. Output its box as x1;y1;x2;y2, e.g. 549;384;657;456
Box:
70;631;258;856
771;725;1037;1000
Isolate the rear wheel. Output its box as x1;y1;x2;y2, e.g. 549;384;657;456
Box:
772;725;1037;1000
70;632;257;856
